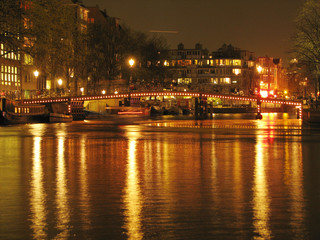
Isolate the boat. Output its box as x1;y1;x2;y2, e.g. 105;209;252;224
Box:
0;98;46;125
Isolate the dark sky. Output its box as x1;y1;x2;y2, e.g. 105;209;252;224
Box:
83;0;304;60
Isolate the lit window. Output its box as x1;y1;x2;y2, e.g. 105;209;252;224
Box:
233;69;241;75
225;78;231;84
233;60;241;66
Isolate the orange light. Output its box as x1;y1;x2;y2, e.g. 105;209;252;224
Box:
260;90;268;98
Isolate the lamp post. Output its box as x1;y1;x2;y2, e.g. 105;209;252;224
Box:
33;70;39;98
256;65;263;119
128;58;135;91
256;65;262;94
57;79;63;96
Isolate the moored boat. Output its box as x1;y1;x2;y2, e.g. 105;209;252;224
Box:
0;98;46;125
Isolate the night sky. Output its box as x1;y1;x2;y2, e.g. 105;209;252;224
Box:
83;0;303;61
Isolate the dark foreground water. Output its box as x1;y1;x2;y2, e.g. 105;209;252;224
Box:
1;113;320;240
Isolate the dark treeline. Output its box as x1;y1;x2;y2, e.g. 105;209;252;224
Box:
0;0;169;94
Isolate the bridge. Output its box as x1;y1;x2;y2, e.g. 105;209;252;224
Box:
22;91;303;120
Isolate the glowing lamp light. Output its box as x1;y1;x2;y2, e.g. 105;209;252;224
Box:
114;90;118;94
57;79;63;86
102;90;106;95
34;70;39;77
129;58;135;67
80;87;84;93
260;90;269;98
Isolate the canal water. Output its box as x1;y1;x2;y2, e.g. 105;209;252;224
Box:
0;113;320;239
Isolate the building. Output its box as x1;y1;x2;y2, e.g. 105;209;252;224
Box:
0;1;38;99
256;57;284;97
163;43;255;94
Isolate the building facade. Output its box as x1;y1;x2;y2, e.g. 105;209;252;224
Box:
256;57;285;96
0;1;38;99
164;43;256;94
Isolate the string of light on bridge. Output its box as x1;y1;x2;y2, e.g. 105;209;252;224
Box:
23;91;303;119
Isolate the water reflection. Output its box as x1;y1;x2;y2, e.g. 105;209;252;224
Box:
1;114;317;239
29;125;47;239
80;135;91;230
55;128;70;239
123;131;143;239
253;135;271;239
287;142;306;239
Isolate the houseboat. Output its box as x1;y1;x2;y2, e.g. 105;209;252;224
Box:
0;98;46;125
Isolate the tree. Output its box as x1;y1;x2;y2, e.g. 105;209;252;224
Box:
212;43;241;59
292;0;320;95
87;14;123;93
25;0;88;95
119;29;169;90
0;0;31;57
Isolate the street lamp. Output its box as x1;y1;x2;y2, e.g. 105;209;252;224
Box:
102;90;106;95
33;70;40;97
57;79;63;96
256;65;263;119
34;70;39;78
256;65;263;94
129;58;135;68
128;58;135;91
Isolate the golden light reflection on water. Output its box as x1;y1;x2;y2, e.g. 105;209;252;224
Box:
80;135;91;229
287;142;306;238
253;135;271;239
233;139;245;229
123;131;143;240
30;125;47;239
55;130;70;239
